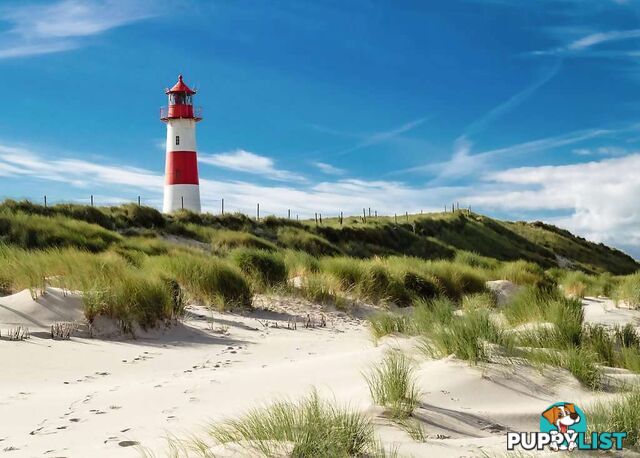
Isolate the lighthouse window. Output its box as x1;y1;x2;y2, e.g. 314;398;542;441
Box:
175;135;180;146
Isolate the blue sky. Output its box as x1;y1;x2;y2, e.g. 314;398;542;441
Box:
1;0;640;256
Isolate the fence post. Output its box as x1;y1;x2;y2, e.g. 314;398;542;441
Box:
257;203;260;221
368;207;371;217
340;211;343;226
137;196;141;206
315;212;318;225
296;214;299;221
405;211;408;222
90;195;94;207
221;198;224;215
288;209;291;219
319;213;322;224
362;208;366;223
44;195;47;208
374;210;377;218
181;196;184;210
394;213;397;224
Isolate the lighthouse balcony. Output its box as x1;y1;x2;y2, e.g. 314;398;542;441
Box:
160;105;203;122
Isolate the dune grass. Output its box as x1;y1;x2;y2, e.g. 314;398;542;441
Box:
209;390;378;457
421;307;512;363
211;229;277;252
148;255;252;311
587;389;640;449
230;248;287;289
363;351;421;419
368;312;412;341
613;272;640;309
504;286;584;348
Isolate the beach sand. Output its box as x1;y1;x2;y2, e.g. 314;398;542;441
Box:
1;289;639;457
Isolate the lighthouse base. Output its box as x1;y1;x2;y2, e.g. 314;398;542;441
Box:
163;184;201;214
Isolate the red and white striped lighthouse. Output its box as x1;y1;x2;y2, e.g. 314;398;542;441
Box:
161;75;202;213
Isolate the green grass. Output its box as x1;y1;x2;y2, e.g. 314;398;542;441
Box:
363;351;421;419
150;255;252;311
209;390;377;457
587;389;640;449
230;248;287;289
421;308;511;363
211;229;277;252
367;312;412;341
277;227;341;256
613;272;640;308
504;286;583;348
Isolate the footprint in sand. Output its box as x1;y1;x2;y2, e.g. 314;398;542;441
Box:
119;440;139;447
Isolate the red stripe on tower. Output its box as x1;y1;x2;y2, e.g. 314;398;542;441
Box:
165;151;200;185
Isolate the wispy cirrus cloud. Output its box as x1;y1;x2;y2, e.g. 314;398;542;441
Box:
312;161;345;175
533;29;640;56
199;149;305;182
0;0;159;59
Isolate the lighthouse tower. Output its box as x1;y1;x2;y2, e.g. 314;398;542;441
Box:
161;75;202;213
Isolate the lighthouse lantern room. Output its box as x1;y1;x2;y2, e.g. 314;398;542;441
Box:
161;74;202;214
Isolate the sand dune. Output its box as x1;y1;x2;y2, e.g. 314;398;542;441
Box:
0;290;639;457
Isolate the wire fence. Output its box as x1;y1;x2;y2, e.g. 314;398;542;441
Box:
0;194;472;224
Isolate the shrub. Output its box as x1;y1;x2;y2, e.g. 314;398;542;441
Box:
230;248;287;288
462;292;497;311
421;260;487;300
421;308;510;364
614;272;640;308
401;271;440;302
211;230;277;252
153;255;252;310
209;390;376;457
454;251;499;269
297;272;343;306
587;390;640;449
83;273;172;330
363;351;421;419
320;257;364;290
497;260;547;286
277;227;341;256
505;286;583;348
283;250;320;277
0;210;121;251
368;312;411;340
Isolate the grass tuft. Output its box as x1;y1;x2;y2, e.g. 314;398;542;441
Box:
209;390;376;457
363;351;421;419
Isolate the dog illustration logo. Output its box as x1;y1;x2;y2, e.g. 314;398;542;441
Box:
540;402;586;451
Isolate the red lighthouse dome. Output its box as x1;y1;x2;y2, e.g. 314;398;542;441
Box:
161;75;202;122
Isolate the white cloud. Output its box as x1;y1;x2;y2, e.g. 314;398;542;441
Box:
200;149;305;182
534;28;640;56
312;161;345;175
464;154;640;251
0;0;158;59
3;140;640;256
572;146;627;156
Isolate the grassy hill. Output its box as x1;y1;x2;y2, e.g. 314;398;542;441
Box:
0;199;634;275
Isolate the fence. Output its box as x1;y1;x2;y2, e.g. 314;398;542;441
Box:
0;195;472;225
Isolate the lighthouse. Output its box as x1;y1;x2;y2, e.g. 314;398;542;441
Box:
161;75;202;213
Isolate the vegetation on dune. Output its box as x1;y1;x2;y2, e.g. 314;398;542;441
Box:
1;199;639;333
0;199;636;274
364;351;421;419
230;248;287;289
209;390;379;457
149;255;252;311
587;390;640;450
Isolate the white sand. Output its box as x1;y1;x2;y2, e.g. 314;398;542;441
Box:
0;289;639;457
